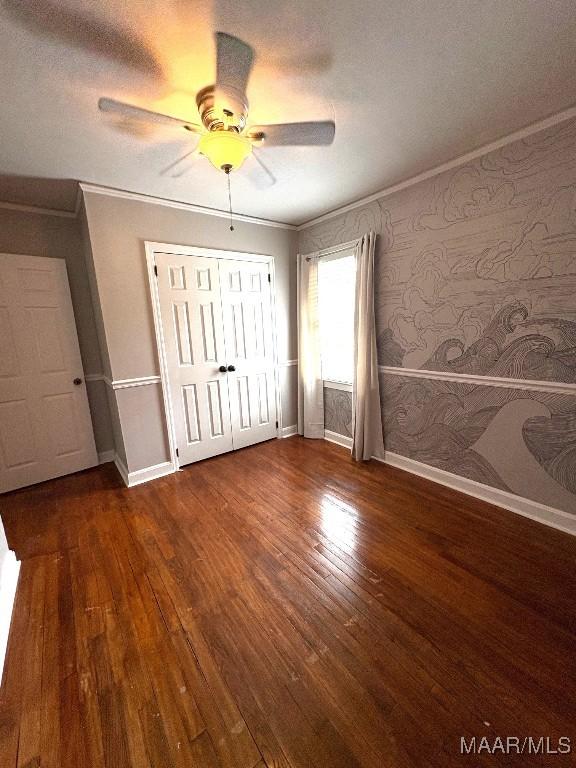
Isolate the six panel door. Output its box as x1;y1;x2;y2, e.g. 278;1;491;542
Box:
219;259;278;450
0;254;98;493
156;253;234;465
156;253;278;465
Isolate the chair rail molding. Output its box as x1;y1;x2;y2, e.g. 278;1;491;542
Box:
85;373;162;390
379;366;576;396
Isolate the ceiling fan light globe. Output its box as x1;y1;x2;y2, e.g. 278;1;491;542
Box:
198;131;252;171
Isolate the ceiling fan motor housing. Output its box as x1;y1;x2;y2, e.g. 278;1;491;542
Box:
196;85;248;133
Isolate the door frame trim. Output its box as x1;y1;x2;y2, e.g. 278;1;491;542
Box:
144;241;281;472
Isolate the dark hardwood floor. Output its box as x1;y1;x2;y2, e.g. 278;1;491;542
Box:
1;437;575;767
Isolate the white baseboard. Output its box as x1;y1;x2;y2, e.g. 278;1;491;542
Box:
377;451;576;536
0;550;21;683
114;455;176;488
127;461;175;487
320;435;576;536
324;430;353;449
98;449;115;464
279;425;298;439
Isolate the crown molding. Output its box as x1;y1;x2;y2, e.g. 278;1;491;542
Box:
0;200;77;219
73;184;83;216
297;103;576;231
79;182;297;230
6;104;575;228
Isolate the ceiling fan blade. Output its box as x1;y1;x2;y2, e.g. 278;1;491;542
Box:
246;151;277;188
248;121;335;146
3;0;161;77
98;98;202;134
161;148;201;178
215;32;254;102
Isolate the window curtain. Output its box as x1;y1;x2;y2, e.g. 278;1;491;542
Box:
352;231;384;460
297;254;324;438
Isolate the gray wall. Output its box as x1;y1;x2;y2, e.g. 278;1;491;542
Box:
0;206;114;456
83;190;298;473
300;116;576;517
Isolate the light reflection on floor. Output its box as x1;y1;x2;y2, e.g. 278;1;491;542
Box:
319;492;359;550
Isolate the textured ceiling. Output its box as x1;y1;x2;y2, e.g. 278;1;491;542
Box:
1;0;576;225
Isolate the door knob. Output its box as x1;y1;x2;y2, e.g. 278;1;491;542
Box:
218;365;227;373
227;365;236;372
73;377;83;385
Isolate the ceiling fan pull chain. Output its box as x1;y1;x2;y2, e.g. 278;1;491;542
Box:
225;166;234;231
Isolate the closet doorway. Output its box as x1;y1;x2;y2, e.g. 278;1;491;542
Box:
148;244;279;467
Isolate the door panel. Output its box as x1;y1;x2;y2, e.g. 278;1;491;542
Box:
206;379;225;436
156;253;233;465
219;259;278;450
0;308;19;377
44;392;82;456
29;307;68;373
0;254;97;493
0;400;36;468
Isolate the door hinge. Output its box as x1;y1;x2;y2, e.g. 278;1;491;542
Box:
276;420;279;428
267;273;271;283
154;264;158;277
175;447;179;457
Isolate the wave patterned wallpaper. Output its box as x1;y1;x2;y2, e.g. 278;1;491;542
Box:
300;116;576;517
324;387;353;437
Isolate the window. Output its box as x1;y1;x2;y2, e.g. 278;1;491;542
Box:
318;249;356;384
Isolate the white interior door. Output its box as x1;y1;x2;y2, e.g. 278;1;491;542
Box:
0;254;97;493
156;253;233;465
219;259;278;450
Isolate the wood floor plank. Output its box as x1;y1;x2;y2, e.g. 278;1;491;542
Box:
15;558;46;768
169;629;260;768
68;547;107;767
39;554;60;768
1;438;575;767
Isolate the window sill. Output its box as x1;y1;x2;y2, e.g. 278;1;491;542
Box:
323;380;352;393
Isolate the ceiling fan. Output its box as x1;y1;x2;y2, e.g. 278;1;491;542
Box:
98;32;335;186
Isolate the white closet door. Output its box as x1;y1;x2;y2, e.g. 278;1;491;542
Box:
0;254;97;493
219;259;278;450
156;253;233;465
